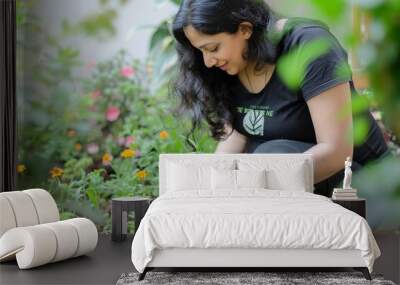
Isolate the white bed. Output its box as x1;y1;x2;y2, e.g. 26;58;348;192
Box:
131;154;380;281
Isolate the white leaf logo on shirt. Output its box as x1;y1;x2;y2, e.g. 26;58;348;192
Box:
243;109;264;136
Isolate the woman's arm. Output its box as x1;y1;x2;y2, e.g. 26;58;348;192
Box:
215;123;248;153
304;82;353;183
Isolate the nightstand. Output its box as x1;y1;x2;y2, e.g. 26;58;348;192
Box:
331;198;366;218
111;197;154;242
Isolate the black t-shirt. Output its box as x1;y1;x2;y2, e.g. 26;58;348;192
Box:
229;18;388;164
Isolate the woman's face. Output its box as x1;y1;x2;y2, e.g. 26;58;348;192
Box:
183;22;253;75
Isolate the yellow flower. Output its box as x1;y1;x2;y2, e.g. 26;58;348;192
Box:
159;130;169;139
67;129;77;137
120;148;135;158
102;153;113;166
17;164;26;173
74;143;82;151
135;170;148;181
50;167;64;178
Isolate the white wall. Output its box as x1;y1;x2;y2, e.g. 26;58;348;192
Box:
32;0;178;63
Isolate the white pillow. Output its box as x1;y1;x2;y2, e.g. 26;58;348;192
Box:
211;168;268;190
237;160;309;191
167;162;211;191
236;169;267;189
211;168;236;190
267;163;308;191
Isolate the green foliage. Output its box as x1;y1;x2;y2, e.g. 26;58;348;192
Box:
15;0;211;233
17;44;215;232
308;0;400;230
353;155;400;230
362;2;400;137
149;19;172;50
350;95;374;145
277;38;331;90
55;51;214;231
147;19;178;94
16;0;29;26
309;0;400;139
62;9;118;39
307;0;347;21
61;0;130;39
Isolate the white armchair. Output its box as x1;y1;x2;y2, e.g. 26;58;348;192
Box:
0;188;98;269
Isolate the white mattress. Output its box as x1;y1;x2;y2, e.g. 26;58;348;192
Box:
131;190;380;273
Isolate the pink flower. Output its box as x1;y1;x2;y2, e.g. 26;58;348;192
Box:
86;143;99;155
124;136;135;147
120;66;135;78
91;90;101;100
106;106;120;122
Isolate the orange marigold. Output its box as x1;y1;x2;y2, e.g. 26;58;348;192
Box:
17;164;26;173
120;148;135;158
50;167;64;178
159;130;169;139
135;170;148;181
102;153;113;166
74;143;82;151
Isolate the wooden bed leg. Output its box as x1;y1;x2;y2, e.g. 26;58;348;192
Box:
354;267;372;280
138;268;148;281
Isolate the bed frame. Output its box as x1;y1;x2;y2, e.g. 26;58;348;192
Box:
137;154;372;281
140;248;371;280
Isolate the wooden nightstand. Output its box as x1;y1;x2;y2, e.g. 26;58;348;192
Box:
331;198;366;218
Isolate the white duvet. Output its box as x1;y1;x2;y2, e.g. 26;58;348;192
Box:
131;190;380;273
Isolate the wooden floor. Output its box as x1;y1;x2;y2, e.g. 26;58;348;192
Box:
0;232;398;285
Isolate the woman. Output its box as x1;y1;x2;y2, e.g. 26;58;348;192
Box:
170;0;389;197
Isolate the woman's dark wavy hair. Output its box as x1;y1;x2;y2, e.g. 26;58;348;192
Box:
170;0;282;151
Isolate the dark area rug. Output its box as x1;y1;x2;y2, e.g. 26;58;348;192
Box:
116;271;396;285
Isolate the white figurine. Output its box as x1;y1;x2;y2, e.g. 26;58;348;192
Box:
342;157;352;190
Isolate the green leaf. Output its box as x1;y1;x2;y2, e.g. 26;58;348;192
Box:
277;38;331;90
87;186;99;208
353;116;370;145
149;21;171;50
308;0;346;21
352;95;371;115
